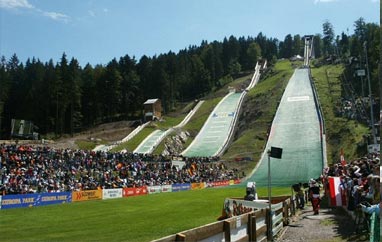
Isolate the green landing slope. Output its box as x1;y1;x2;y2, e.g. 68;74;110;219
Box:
249;68;323;186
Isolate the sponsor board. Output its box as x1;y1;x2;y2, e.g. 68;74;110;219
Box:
103;189;123;200
0;195;2;209
172;183;191;192
72;190;102;202
148;186;161;194
122;187;148;197
161;185;172;193
191;182;206;190
1;192;72;209
209;180;230;187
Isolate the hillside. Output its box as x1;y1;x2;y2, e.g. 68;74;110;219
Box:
20;60;370;171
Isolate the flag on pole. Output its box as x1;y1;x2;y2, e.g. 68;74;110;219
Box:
328;176;345;206
340;148;346;166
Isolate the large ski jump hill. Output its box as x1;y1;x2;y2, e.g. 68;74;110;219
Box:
248;68;324;186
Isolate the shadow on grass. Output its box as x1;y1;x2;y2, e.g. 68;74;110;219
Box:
320;196;369;242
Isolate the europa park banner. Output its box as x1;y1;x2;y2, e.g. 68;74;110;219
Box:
1;192;72;209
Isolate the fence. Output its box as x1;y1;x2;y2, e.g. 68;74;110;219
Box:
153;196;295;242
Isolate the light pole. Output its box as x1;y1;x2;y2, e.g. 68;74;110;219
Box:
364;41;377;145
267;146;282;241
267;149;272;240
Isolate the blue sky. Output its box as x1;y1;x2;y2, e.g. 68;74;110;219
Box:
0;0;379;67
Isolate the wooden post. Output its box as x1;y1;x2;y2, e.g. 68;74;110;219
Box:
251;214;257;242
224;220;231;242
290;195;295;215
283;201;289;225
175;233;185;241
247;213;252;242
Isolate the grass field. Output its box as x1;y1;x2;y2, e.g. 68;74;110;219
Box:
1;186;291;242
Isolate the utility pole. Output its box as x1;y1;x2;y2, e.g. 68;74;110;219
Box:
363;42;377;145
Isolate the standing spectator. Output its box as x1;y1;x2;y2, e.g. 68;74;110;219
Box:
308;179;321;215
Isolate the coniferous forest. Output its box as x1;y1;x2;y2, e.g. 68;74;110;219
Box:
0;18;379;138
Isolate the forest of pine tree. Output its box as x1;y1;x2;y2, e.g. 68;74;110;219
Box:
0;18;379;138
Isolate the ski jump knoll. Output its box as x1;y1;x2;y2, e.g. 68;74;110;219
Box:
181;63;262;157
132;62;262;156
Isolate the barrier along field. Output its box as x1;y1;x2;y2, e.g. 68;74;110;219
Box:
153;195;294;242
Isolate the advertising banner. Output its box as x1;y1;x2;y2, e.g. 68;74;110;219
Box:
209;180;230;187
0;195;2;209
103;189;123;200
161;185;172;193
172;183;191;192
223;198;269;217
72;190;102;202
122;187;148;197
191;182;206;190
1;192;72;209
147;186;161;194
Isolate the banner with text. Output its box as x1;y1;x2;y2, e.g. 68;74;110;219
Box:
122;187;148;197
1;192;72;209
172;183;191;192
191;182;206;190
148;186;162;194
72;190;102;202
208;180;230;187
161;185;172;193
103;189;123;200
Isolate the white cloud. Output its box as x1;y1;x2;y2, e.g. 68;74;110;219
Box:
0;0;33;9
43;11;70;22
0;0;70;23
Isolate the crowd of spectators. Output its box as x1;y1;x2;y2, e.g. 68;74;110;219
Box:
321;152;380;210
336;97;368;122
0;144;238;195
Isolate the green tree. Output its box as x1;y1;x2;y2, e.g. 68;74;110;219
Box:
280;34;293;58
67;58;83;135
43;59;59;133
338;32;349;57
247;42;261;69
322;20;335;56
313;34;323;58
0;56;10;137
292;34;302;56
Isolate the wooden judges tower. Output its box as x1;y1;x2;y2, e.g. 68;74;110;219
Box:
143;99;162;121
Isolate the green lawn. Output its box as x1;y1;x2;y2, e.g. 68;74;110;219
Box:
0;186;291;242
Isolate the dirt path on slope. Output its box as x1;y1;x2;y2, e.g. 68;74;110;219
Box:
276;201;369;242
